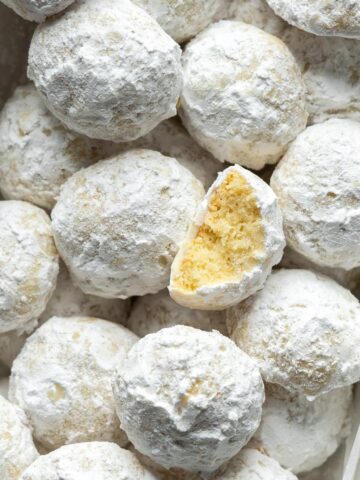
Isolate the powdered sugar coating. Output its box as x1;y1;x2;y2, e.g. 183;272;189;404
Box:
0;201;58;334
271;119;360;270
169;165;285;310
52;149;204;299
28;0;182;142
254;384;352;473
281;27;360;124
113;325;264;472
131;0;228;43
228;0;286;36
127;290;227;337
0;0;74;22
0;84;120;210
227;269;360;398
299;444;345;480
266;0;360;38
180;21;308;170
20;442;157;480
9;316;138;450
0;395;39;480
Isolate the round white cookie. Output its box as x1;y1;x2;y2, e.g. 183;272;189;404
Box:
180;20;307;170
271;119;360;270
113;325;264;473
9;316;138;450
227;269;360;398
28;0;182;142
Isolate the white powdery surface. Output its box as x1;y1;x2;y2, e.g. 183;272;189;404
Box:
0;0;74;22
127;289;227;337
113;325;264;473
266;0;360;38
281;26;360;125
169;165;285;310
51;149;204;299
254;384;352;474
227;269;360;398
0;394;39;480
299;444;346;480
20;442;158;480
0;84;121;210
271;119;360;270
28;0;182;142
0;200;59;335
131;0;228;43
180;20;307;170
9;316;138;450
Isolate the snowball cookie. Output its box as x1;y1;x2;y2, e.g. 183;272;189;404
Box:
127;290;227;337
169;165;284;310
281;27;360;125
0;0;75;22
113;325;264;473
266;0;360;38
9;316;138;450
131;0;227;43
0;84;119;210
271;119;360;270
179;21;308;170
254;384;352;474
20;442;157;480
119;118;222;189
27;0;182;142
0;377;9;398
52;150;204;299
0;395;39;480
0;201;59;334
227;269;360;398
213;448;297;480
228;0;286;37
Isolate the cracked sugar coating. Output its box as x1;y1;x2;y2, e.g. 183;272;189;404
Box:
0;201;58;335
52;149;204;299
20;442;157;480
179;21;308;170
28;0;182;142
113;325;264;473
227;269;360;398
281;27;360;125
266;0;360;38
271;119;360;270
0;84;120;210
0;0;75;22
9;316;138;450
254;384;352;474
169;165;285;310
212;448;297;480
0;395;39;480
228;0;286;36
127;290;227;337
131;0;228;43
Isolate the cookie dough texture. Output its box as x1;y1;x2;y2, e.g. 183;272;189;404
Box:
266;0;360;38
227;269;360;398
27;0;182;142
20;442;157;480
9;316;138;450
0;201;59;334
0;394;39;480
282;27;360;124
180;21;308;170
0;84;119;210
0;0;75;22
254;384;352;473
131;0;228;43
271;119;360;270
169;165;284;310
127;290;227;337
52;150;204;299
228;0;286;36
113;325;264;473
